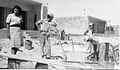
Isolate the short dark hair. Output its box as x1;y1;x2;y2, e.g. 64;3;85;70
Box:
47;14;54;19
12;5;22;15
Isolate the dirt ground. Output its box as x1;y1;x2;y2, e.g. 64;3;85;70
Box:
0;33;119;69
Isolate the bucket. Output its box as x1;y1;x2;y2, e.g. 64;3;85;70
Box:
25;40;33;50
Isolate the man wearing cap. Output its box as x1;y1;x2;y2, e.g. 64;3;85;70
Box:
36;13;55;59
84;23;94;53
84;23;94;39
84;23;99;61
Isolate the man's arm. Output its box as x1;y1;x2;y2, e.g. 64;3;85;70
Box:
84;29;89;35
49;21;57;26
35;20;43;31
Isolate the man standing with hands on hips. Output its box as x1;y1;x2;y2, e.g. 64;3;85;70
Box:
36;13;54;59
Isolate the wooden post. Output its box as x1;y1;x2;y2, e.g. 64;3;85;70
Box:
71;39;74;52
105;43;109;61
59;39;67;61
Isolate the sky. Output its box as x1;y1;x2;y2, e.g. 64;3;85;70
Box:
45;0;120;25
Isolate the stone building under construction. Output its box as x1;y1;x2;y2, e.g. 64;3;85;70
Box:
55;16;107;35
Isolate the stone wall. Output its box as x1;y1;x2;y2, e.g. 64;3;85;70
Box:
55;16;88;35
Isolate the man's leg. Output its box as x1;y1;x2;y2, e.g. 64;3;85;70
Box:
45;36;51;59
39;34;46;57
88;42;93;53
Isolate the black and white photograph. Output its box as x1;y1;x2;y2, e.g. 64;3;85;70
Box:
0;0;119;69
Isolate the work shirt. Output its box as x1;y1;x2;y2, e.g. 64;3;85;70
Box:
87;29;93;39
36;19;57;31
6;13;22;26
36;20;50;31
84;29;93;39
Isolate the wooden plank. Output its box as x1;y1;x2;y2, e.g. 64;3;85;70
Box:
0;52;92;69
0;52;62;65
65;61;98;64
